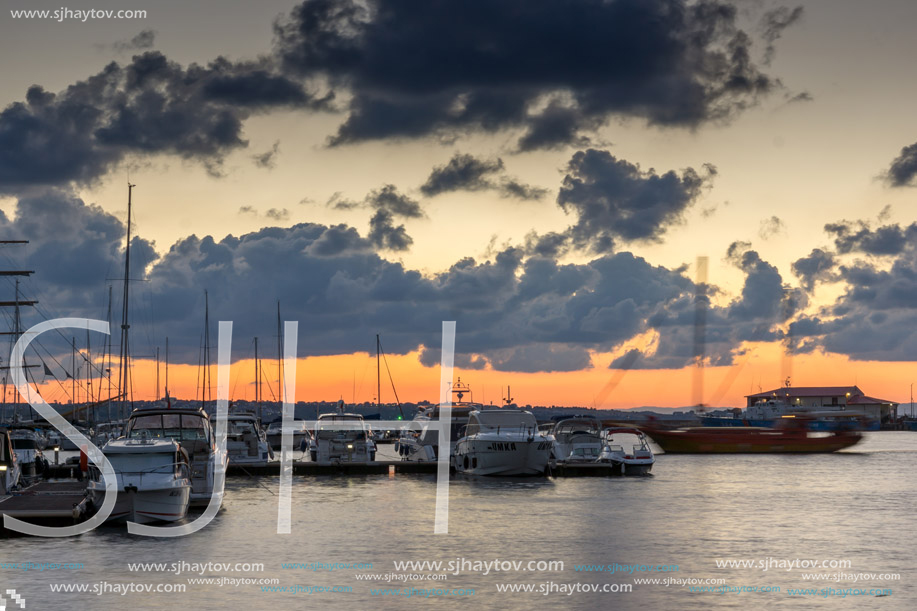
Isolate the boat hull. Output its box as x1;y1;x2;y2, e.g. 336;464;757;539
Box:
453;438;552;476
644;428;862;453
89;485;191;524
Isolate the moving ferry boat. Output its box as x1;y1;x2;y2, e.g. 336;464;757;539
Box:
641;416;863;454
1;429;21;496
122;407;227;506
87;435;192;524
311;413;376;463
452;410;553;476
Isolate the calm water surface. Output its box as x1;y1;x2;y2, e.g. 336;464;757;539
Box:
2;432;914;609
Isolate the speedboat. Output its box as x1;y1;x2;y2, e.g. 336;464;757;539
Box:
122;407;227;507
311;413;376;463
395;379;479;462
598;427;655;475
86;435;191;524
7;427;49;483
59;425;91;451
551;416;604;463
453;410;553;476
226;413;273;467
91;422;123;447
1;429;22;495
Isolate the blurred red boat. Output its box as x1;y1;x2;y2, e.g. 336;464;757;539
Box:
640;416;863;454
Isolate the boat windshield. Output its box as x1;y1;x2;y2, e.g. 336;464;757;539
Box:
128;413;210;442
228;419;257;435
10;438;39;450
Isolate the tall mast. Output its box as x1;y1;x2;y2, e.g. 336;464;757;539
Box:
254;336;260;422
202;290;211;408
117;183;135;420
71;337;76;407
376;334;381;409
155;346;160;401
277;301;282;412
165;336;169;400
106;285;112;424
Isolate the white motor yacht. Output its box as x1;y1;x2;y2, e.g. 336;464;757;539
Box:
7;428;49;482
87;435;191;523
1;429;22;496
266;420;312;451
395;378;479;462
551;416;604;463
453;410;553;476
598;427;655;475
226;413;273;467
311;413;376;463
122;407;227;507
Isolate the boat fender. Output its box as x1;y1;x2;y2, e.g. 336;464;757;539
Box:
394;441;401;454
79;449;88;472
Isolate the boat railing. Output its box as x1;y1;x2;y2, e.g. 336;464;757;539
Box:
89;461;191;482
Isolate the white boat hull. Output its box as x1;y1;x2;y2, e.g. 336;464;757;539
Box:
453;437;552;476
89;485;191;524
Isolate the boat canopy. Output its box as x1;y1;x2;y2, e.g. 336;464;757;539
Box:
466;410;537;435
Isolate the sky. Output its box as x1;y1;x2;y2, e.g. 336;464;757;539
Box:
0;0;916;409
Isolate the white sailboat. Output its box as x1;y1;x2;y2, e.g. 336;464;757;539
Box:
453;410;553;476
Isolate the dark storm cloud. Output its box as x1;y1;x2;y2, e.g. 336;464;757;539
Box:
2;195;813;372
0;189;157;321
274;0;793;150
557;149;715;252
0;52;323;192
791;248;837;292
884;142;917;187
420;153;549;200
824;220;917;256
367;209;413;251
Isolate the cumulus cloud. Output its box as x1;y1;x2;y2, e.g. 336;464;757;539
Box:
824;220;917;256
274;0;795;150
420;153;548;200
0;52;327;193
557;149;715;252
791;248;837;292
884;142;917;187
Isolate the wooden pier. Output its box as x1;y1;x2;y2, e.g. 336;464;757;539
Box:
0;480;90;532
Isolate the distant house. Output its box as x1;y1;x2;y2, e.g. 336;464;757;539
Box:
745;386;898;422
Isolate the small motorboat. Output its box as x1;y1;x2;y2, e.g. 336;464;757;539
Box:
551;416;603;463
311;413;376;463
225;413;273;467
598;427;655;475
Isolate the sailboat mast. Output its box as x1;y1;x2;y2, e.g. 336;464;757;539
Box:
165;336;169;399
106;284;112;424
376;334;381;410
117;183;135;420
155;346;160;401
254;336;260;422
203;290;211;407
277;301;282;411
